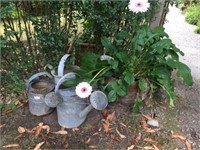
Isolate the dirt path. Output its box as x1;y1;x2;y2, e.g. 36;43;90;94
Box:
161;5;200;149
164;5;200;82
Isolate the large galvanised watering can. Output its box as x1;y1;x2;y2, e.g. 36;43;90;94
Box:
46;54;78;84
45;73;108;128
27;72;55;116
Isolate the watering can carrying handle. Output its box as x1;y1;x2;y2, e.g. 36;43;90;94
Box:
55;72;77;93
57;54;70;77
26;71;53;90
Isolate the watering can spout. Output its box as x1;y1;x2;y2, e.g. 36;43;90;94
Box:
79;104;93;118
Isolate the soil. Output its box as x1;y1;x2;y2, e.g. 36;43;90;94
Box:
0;78;199;149
1;6;200;150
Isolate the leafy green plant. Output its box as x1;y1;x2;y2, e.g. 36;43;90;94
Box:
78;0;159;48
185;4;200;25
194;21;200;34
101;25;193;106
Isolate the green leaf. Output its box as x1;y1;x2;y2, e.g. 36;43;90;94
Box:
124;71;135;85
109;59;119;69
150;66;175;106
116;80;127;96
108;90;117;103
111;81;118;91
166;50;179;61
151;39;172;53
167;60;193;86
152;26;169;37
101;36;115;53
138;79;147;92
115;52;128;63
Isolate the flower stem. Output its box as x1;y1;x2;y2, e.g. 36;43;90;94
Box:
89;67;108;84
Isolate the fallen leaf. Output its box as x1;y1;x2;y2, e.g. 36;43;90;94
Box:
42;125;50;134
143;138;156;143
185;140;192;150
116;128;126;139
144;128;160;133
106;111;115;121
171;133;192;150
15;100;23;107
142;114;157;121
0;123;6;128
3;144;20;148
171;133;186;141
92;132;99;136
102;120;113;133
135;132;142;141
33;141;45;150
26;128;35;133
127;145;135;150
89;145;98;149
72;128;79;132
53;128;68;135
35;126;43;137
110;134;120;142
152;144;160;150
85;137;91;144
14;134;23;140
120;122;127;128
18;126;26;133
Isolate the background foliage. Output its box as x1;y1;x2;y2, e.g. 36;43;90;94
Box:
1;0;159;109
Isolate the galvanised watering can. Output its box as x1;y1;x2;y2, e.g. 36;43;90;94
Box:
46;54;78;84
45;73;108;128
27;72;55;116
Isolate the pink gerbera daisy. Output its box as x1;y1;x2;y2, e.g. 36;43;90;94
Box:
75;82;92;98
128;0;150;13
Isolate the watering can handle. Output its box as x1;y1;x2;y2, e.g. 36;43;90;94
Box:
55;72;77;93
57;54;70;77
26;71;53;90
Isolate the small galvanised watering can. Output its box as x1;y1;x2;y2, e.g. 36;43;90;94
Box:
45;73;108;128
27;72;55;116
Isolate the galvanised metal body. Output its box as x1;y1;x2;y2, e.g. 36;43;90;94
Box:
27;72;55;116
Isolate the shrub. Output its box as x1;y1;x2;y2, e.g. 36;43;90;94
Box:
185;4;200;25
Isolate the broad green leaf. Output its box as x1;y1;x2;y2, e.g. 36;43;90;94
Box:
108;90;117;103
111;81;118;91
151;39;172;53
167;60;193;86
138;79;147;92
166;50;179;61
152;26;169;37
109;59;118;69
115;52;128;63
150;67;175;106
124;71;135;85
101;36;115;52
117;88;127;97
